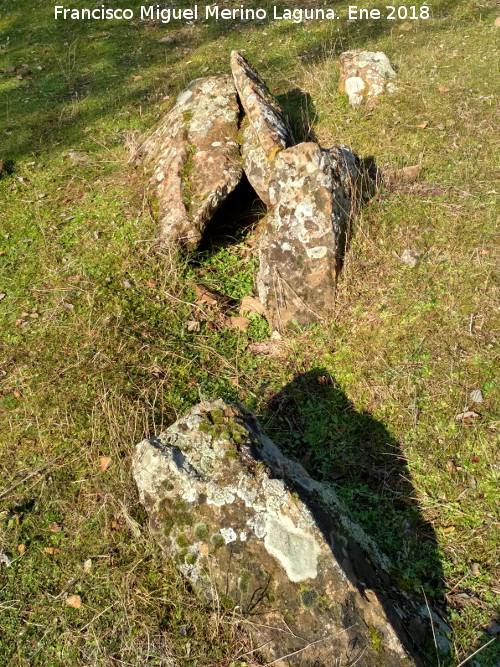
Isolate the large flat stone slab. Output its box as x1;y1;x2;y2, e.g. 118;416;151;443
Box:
239;119;274;206
133;399;428;666
141;75;242;249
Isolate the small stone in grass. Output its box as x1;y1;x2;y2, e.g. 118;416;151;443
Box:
400;249;421;267
470;562;481;577
487;620;500;636
229;316;249;332
469;388;483;404
186;320;200;333
66;594;82;609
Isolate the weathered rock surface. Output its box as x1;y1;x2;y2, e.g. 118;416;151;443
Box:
258;142;358;331
141;75;242;249
231;50;294;204
239;119;274;206
133;399;428;666
339;50;397;107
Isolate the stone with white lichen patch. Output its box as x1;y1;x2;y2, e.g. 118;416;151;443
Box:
140;75;242;249
132;399;432;666
257;142;366;332
339;50;397;107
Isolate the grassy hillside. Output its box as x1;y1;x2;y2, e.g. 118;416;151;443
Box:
0;0;498;664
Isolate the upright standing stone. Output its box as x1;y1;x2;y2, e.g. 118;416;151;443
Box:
230;51;294;205
258;142;351;331
141;75;242;249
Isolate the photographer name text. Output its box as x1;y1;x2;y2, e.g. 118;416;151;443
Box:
54;5;431;24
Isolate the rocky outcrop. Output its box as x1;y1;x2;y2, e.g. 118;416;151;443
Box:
141;75;242;249
339;50;397;107
231;50;294;205
132;399;434;666
258;143;355;331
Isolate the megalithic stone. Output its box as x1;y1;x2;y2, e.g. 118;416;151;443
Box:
230;50;294;205
257;142;353;331
141;75;242;249
132;399;425;666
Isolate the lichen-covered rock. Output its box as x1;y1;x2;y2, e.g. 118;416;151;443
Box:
231;51;294;204
141;75;242;249
258;142;354;331
339;50;397;107
239;119;274;207
133;399;426;666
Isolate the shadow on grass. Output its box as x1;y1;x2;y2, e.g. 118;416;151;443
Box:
262;367;448;665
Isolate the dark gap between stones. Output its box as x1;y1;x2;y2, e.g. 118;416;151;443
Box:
196;173;267;252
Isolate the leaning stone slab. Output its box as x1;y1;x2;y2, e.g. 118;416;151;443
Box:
231;51;294;204
141;75;242;249
257;142;353;331
133;399;427;666
338;50;397;107
239;119;275;207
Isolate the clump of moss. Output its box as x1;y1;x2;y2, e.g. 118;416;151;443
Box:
316;596;342;616
175;548;188;565
185;553;198;566
171;500;195;528
161;480;175;492
369;626;383;653
210;409;225;424
300;587;318;608
238;569;252;594
197;410;249;445
162;514;174;536
282;608;295;625
183;109;194;125
176;534;189;549
194;522;209;540
210;533;225;550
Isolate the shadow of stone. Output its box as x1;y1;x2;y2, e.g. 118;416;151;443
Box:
260;367;449;665
277;88;319;144
195;174;267;251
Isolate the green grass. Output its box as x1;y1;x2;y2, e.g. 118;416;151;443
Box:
1;0;499;664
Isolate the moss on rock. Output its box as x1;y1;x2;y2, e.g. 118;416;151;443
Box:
194;522;209;540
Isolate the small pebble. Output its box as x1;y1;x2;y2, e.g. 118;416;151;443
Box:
487;620;500;636
400;249;421;267
470;562;481;577
470;388;483;403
